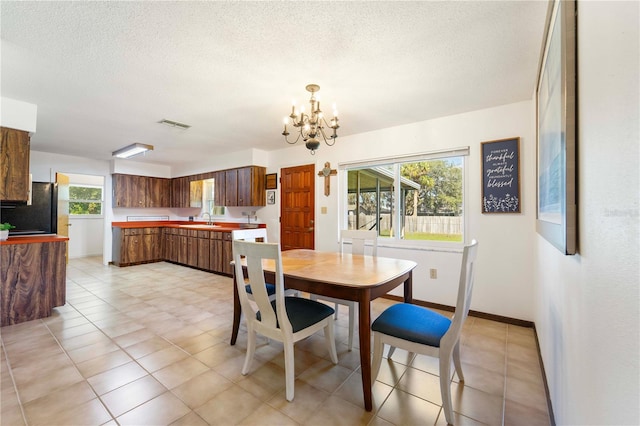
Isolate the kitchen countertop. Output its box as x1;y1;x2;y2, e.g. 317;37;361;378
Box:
0;234;70;246
111;221;265;232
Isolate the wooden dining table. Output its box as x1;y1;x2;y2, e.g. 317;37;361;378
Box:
229;249;417;411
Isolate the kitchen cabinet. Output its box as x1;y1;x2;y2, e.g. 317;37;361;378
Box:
224;169;238;206
197;231;210;270
113;174;171;208
176;229;189;264
211;231;232;275
214;171;226;207
148;177;171;207
237;166;266;206
112;227;160;266
186;229;199;268
113;224;243;276
0;127;30;202
215;166;266;207
171;176;191;208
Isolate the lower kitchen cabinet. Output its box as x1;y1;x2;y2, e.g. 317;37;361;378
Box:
113;226;236;275
197;231;211;270
112;227;160;266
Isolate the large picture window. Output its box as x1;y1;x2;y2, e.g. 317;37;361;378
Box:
69;185;103;216
342;148;467;244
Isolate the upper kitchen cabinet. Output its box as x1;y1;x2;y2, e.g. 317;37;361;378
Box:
237;166;266;206
171;176;190;208
0;127;30;202
148;177;171;208
214;170;226;207
113;174;171;208
217;166;266;207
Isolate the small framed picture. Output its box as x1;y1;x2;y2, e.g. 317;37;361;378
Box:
267;190;276;205
265;173;277;189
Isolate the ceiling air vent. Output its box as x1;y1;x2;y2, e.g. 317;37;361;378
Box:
158;119;191;129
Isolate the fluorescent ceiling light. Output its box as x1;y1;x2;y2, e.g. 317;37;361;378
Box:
112;143;154;159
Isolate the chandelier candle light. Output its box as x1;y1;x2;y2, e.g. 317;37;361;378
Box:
282;84;339;154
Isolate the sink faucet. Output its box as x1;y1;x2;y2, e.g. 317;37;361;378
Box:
202;212;212;225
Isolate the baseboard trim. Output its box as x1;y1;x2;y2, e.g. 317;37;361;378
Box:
381;295;534;327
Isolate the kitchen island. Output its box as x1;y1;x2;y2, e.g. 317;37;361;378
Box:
1;234;69;326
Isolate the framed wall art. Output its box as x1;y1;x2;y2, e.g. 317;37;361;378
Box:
536;0;577;255
266;190;276;205
265;173;277;190
481;137;521;213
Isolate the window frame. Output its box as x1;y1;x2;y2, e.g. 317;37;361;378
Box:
339;147;469;249
69;184;104;218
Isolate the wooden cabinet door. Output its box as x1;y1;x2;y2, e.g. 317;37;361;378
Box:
123;234;143;263
171;177;191;208
214;171;226;206
210;237;222;273
197;235;210;270
225;169;238;206
186;231;199;267
0;127;30;202
147;177;171;207
177;232;188;264
113;174;146;207
237;167;252;206
237;166;266;206
221;237;233;275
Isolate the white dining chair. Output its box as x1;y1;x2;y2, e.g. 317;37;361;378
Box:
371;240;478;425
231;228;298;300
232;239;338;402
311;229;378;351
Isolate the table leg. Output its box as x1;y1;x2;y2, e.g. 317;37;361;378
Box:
230;269;241;345
358;293;373;411
404;270;413;303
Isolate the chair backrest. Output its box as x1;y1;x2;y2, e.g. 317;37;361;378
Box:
340;229;378;256
443;240;479;345
232;239;292;333
232;228;268;243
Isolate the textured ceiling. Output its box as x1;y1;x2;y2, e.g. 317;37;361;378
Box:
1;1;548;167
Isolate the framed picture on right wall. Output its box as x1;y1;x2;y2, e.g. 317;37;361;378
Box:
536;0;577;255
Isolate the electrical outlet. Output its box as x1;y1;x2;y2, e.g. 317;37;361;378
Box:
430;268;437;279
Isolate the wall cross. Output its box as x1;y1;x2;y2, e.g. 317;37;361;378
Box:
318;162;337;196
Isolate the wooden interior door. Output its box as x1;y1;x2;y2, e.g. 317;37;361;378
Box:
280;164;315;250
56;172;70;263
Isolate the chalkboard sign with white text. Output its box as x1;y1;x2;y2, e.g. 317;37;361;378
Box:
481;137;521;213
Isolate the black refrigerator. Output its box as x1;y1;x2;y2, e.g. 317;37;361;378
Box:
0;182;58;235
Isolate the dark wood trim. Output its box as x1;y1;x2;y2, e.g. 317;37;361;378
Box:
382;295;534;327
533;324;556;426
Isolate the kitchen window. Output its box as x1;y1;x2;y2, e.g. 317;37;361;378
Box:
341;147;468;245
69;184;103;216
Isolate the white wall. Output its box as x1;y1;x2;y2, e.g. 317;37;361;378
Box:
534;2;639;424
262;100;537;320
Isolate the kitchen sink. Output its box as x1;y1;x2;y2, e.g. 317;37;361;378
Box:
179;224;221;229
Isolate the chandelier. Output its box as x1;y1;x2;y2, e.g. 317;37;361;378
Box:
282;84;339;154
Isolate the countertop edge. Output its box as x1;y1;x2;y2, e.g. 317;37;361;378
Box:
0;235;70;245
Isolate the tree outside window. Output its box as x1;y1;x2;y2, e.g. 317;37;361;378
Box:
69;185;103;215
345;155;464;243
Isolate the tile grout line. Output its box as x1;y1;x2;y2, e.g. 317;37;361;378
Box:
1;329;30;426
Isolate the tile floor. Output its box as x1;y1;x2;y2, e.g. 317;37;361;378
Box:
1;257;551;425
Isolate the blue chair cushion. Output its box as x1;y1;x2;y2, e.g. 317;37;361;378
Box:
371;303;451;347
246;283;276;296
257;297;335;333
